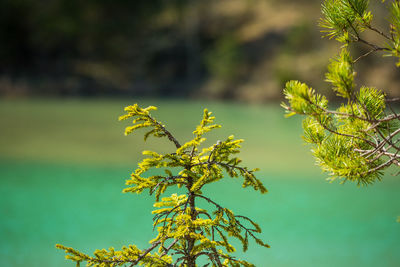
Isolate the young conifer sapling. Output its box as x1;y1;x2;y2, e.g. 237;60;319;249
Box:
56;104;269;266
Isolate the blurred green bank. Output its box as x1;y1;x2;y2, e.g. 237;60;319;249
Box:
0;99;399;266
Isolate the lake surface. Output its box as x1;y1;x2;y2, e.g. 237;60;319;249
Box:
0;99;399;266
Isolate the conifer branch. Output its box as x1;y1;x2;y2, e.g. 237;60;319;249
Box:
210;247;224;267
285;103;400;124
346;0;392;41
191;161;254;176
386;97;400;102
193;194;223;209
353;47;382;63
147;115;182;149
160;239;178;257
283;0;400;186
360;158;397;176
319;118;376;146
345;16;388;52
375;127;400;151
367;24;392;41
128;241;161;267
150;176;187;195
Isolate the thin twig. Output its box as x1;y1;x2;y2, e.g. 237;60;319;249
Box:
386;97;400;102
128;241;161;267
354;48;382;63
346;0;391;40
150;176;187;195
161;239;179;257
148;115;181;149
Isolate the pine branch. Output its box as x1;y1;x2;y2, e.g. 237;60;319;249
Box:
147;115;182;149
160;239;179;257
150;176;187;195
128;241;161;267
354;47;383;63
386;97;400;102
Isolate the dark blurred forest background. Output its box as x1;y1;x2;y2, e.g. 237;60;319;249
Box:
0;0;399;101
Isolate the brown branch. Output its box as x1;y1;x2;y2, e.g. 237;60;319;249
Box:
150;176;187;195
285;102;399;143
386;97;400;102
186;191;197;267
208;141;221;163
360;158;395;176
128;241;161;267
194;251;223;267
210;247;223;267
193;194;223;209
285;96;373;123
318;119;376;147
191;161;253;177
95;252;172;266
346;0;391;41
367;25;392;41
375;127;400;151
160;239;179;257
353;47;383;63
346;18;388;51
148;115;181;149
154;200;188;232
284;104;378;146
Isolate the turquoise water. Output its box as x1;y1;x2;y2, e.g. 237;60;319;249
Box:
1;160;399;266
0;99;399;266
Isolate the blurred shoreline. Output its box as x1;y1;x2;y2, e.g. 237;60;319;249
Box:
1;0;399;102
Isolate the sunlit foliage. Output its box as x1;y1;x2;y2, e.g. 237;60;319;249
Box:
282;0;400;185
57;104;269;266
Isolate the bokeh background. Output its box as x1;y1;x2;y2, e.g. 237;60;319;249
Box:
0;0;399;266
